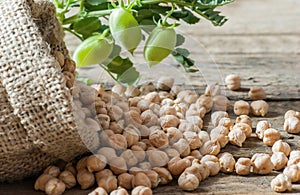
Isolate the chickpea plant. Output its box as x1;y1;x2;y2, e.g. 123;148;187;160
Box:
53;0;234;85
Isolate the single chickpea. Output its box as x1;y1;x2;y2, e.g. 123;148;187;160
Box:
190;150;203;160
118;173;134;190
77;168;95;189
138;162;152;170
125;86;140;97
195;94;213;113
97;114;110;130
164;148;180;159
210;130;229;148
34;174;54;191
88;187;108;195
139;82;155;95
232;123;252;138
225;74;241;91
183;131;203;150
204;83;221;96
107;105;123;121
170;85;182;97
109;157;128;175
235;115;252;128
131;186;153;195
153;167;173;185
284;116;300;134
110;187;129;195
178;121;200;133
271;152;288;170
160;115;180;129
109;134;128;150
211;111;229;127
263;128;281;146
167;156;191;176
144;170;160;188
97;175;118;193
43;166;60;177
256;120;272;140
235;158;251;175
218;152;236;173
272;140;291;156
251;153;274;175
123;125;141;147
198;131;210;144
166;127;183;144
97;147;117;162
137;99;151;112
191;159;210;180
248;87;266;100
173;138;191;157
144;92;160;104
58;170;76;189
45;178;66;195
112;84;126;96
159;105;177;116
271;173;292;193
76;156;88;171
64;163;77;177
284;110;300;120
250;100;269;117
86;154;107;173
184;165;203;182
132;172;152;188
200;139;221;156
283;164;300;183
147;150;169;167
200;155;220;176
212;95;230;111
234;100;250;115
157;76;174;91
228;128;246;147
218;117;234;131
287;150;300;166
149;130;169;149
178;172;199;191
120;149;139;167
186;116;203;129
124;110;143;126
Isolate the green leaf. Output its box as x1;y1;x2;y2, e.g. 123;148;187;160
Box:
106;56;133;75
194;7;228;26
84;0;108;11
176;34;185;47
73;17;101;37
172;48;195;72
175;48;190;57
117;67;140;85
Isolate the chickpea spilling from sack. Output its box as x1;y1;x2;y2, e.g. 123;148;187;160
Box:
35;76;300;194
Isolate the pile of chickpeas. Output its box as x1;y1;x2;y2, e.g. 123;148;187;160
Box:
35;75;300;195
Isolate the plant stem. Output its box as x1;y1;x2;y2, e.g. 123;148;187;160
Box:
63;27;83;40
99;64;119;83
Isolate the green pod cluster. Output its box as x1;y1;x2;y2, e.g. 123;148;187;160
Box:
73;34;114;67
144;25;176;67
109;8;142;54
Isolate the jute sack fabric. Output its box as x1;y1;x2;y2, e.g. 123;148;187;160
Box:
0;0;99;181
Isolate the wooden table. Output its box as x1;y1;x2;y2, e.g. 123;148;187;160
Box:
1;0;300;194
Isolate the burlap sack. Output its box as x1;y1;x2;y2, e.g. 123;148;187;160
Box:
0;0;99;181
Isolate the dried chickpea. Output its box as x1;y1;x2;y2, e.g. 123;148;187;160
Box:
97;175;118;193
157;76;174;91
204;83;221;96
59;170;76;189
131;186;152;195
284;116;300;134
166;127;183;144
43;166;60;177
190;150;203;160
45;178;66;195
218;117;234;130
76;156;88;171
144;92;160;103
218;152;236;173
124;110;142;126
200;155;220;176
191;159;210;180
147;150;169;167
235;115;252;128
164;148;180;159
287;151;300;166
283;164;300;182
167;156;191;176
178;172;199;191
250;100;269;117
95;169;113;180
284;110;300;120
235;158;251;175
107;105;123;121
272;140;291;156
123;125;141;147
186;116;203;129
137;99;151;112
34;174;54;191
210;130;229;148
152;167;173;185
173;138;191;157
110;120;125;134
170;85;182;97
159;91;173;101
118;173;134;190
120;149;139;167
77;168;95;189
251;153;274;175
263;128;281;146
131;145;146;162
149;130;169;149
195;94;213;113
271;152;288;170
198;131;210;144
88;187;108;195
211;111;228;127
138;162;152;170
109;134;128;150
228;128;246;147
256;120;272;140
64;163;76;177
112;84;126;96
183;131;203;150
178;120;200;133
97;114;110;130
110;187;129;195
184;93;198;104
132;172;152;188
160;115;180;129
109;157;127;175
141;110;159;127
232;123;252;138
184;165;202;182
234;100;250;115
248;87;266;100
97;147;117;162
87;154;107;173
144;170;160;188
225;74;241;91
212;95;230;111
200;139;221;155
161;98;174;106
140;82;155;95
270;173;292;193
125;86;140;97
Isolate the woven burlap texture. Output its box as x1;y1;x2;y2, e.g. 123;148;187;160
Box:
0;0;99;181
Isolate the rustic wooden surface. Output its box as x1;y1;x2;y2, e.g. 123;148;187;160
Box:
1;0;300;194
